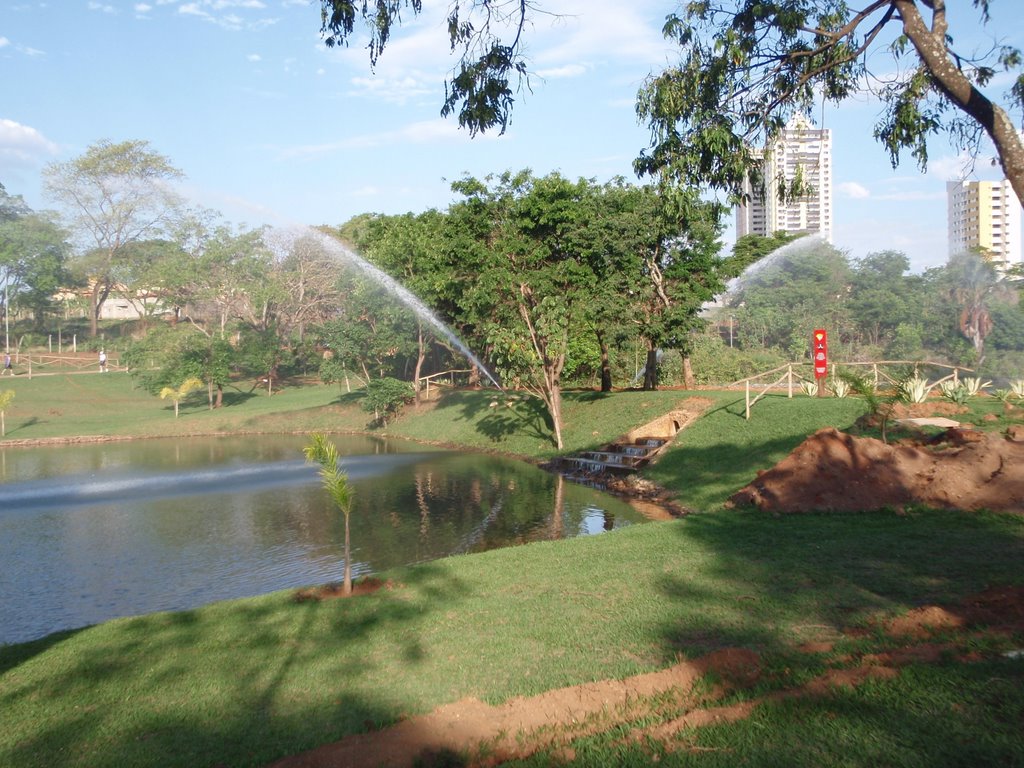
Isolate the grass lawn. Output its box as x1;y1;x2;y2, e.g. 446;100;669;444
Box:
2;510;1022;768
2;377;1023;767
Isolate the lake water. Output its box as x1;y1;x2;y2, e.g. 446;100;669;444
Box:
0;435;652;645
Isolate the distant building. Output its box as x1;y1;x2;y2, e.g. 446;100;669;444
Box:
736;113;833;242
946;179;1022;269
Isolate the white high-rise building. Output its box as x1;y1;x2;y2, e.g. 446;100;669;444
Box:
736;114;833;242
947;179;1022;269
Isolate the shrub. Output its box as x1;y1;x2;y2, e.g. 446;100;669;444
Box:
363;377;414;425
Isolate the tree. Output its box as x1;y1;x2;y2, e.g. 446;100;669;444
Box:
945;250;1007;366
635;1;1024;205
304;433;355;596
362;376;415;425
159;377;204;418
446;170;601;449
625;187;728;390
318;0;532;135
728;239;854;359
0;213;72;332
359;211;452;397
43;140;185;337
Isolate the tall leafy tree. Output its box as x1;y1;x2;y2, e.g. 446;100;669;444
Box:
360;211;453;396
447;170;599;449
0;213;72;331
848;250;923;350
944;250;1008;366
43;140;185;336
635;1;1024;204
621;186;727;390
729;240;854;359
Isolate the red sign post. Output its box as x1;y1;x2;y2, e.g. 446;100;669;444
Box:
813;329;828;379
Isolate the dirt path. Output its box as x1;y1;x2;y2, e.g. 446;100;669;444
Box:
269;586;1024;768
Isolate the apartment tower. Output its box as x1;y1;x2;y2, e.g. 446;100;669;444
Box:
736;113;833;242
946;179;1022;269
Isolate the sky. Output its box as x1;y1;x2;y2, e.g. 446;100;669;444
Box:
1;0;1022;274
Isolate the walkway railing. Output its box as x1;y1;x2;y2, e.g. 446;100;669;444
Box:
1;352;120;379
728;360;974;420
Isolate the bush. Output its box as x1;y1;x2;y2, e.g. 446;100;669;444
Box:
362;377;414;425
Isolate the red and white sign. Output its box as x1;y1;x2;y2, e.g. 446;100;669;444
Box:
813;329;828;379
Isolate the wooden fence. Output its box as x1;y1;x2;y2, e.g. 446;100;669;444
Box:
729;360;974;420
1;352;120;379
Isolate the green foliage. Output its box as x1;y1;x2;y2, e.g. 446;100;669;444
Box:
939;380;970;406
304;432;354;594
362;376;414;425
319;0;528;136
687;331;786;385
899;374;934;404
634;1;1024;203
961;376;992;396
124;326;234;402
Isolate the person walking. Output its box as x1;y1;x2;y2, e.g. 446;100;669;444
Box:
99;349;107;373
2;352;11;376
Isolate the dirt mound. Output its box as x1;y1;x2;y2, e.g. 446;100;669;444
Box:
728;426;1024;513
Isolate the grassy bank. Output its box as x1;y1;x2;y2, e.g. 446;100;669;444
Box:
2;510;1022;768
3;377;1023;766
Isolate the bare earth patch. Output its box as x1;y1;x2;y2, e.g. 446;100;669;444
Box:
268;586;1024;768
728;426;1024;513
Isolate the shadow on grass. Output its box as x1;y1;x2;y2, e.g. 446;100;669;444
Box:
426;391;557;448
333;390;365;407
0;562;472;768
654;509;1024;661
7;416;42;435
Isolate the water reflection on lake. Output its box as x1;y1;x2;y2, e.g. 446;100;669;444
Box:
0;435;651;645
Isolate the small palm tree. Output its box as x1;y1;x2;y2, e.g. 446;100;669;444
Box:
159;377;204;418
304;433;355;595
0;389;13;437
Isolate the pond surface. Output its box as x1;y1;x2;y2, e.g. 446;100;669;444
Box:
0;435;652;645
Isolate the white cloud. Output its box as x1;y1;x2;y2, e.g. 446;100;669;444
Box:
247;53;261;62
347;73;437;105
536;64;588;80
87;2;116;13
0;37;10;48
135;3;153;12
0;119;60;170
278;118;477;160
837;181;870;199
176;0;277;31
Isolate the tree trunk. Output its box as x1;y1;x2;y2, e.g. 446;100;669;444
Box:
413;325;426;402
596;328;613;392
682;352;696;389
342;511;352;596
643;348;659;391
895;0;1024;203
548;384;564;450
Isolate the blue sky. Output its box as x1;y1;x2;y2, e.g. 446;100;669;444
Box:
1;0;1021;273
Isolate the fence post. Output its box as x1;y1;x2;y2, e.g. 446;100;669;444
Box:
745;379;750;420
787;365;793;398
28;357;32;379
